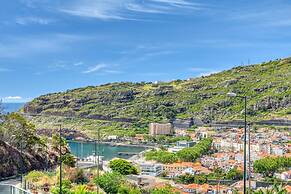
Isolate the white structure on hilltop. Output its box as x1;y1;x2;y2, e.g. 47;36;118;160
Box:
140;162;163;176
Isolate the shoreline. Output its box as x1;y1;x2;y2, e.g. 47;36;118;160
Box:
67;140;155;149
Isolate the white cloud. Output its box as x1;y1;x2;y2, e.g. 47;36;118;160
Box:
1;96;32;103
82;64;107;74
126;3;168;14
4;96;22;100
16;16;54;25
55;0;205;20
150;0;204;9
198;71;219;77
189;67;219;77
59;0;128;20
73;61;84;66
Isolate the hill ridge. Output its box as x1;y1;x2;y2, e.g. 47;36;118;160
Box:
22;57;291;134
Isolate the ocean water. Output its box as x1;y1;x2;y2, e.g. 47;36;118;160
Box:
1;103;25;113
69;141;147;160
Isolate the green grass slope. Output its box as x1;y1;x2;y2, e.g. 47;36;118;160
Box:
23;58;291;136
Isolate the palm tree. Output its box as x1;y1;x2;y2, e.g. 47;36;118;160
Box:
252;184;287;194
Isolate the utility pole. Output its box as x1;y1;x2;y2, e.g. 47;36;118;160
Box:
59;125;63;194
20;134;23;188
94;140;97;165
248;124;251;193
243;96;247;194
20;123;24;189
97;128;100;194
227;92;247;194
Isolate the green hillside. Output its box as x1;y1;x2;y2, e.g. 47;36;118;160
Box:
23;58;291;136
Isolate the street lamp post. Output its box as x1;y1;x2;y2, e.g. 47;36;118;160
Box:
227;92;247;194
97;128;100;194
59;124;63;194
248;124;251;193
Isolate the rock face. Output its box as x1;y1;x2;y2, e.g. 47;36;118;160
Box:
0;140;58;178
23;58;291;123
36;128;89;141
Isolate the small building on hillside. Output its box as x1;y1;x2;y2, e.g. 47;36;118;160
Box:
169;141;196;152
140;162;163;176
176;140;195;148
149;123;173;136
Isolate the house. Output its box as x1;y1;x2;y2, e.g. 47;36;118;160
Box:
163;162;210;177
135;134;145;142
140;162;163;176
163;162;195;177
106;135;119;141
149;123;173;136
168;141;196;153
271;145;285;156
181;183;228;194
278;170;291;181
176;140;196;148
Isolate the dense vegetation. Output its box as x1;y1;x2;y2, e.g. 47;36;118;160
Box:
26;167;95;194
23;58;291;136
145;135;192;144
0;112;52;177
109;159;138;175
95;172;179;194
176;138;212;162
175;167;243;184
144;150;178;164
145;138;212;163
254;156;291;177
0;103;75;178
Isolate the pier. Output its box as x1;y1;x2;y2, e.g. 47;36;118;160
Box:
117;152;139;156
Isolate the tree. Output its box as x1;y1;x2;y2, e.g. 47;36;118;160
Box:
0;113;44;150
62;153;76;167
94;172;124;194
117;184;142;194
51;179;72;194
254;157;291;177
144;150;178;164
177;138;212;162
252;184;288;194
109;159;138;175
52;134;67;150
226;167;243;180
71;185;95;194
176;174;207;184
151;185;179;194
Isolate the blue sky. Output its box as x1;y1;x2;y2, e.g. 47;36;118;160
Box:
1;0;291;102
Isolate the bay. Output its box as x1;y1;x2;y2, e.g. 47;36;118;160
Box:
68;141;147;161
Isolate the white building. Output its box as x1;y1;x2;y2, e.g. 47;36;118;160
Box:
140;162;163;176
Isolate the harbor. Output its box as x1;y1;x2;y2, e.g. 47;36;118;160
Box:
68;140;147;161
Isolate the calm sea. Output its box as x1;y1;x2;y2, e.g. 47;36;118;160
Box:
68;141;147;160
1;103;25;113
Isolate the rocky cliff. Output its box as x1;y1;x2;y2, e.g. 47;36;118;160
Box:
0;140;58;178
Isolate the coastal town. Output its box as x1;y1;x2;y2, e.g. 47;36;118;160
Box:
117;121;291;193
1;1;291;193
21;119;288;194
